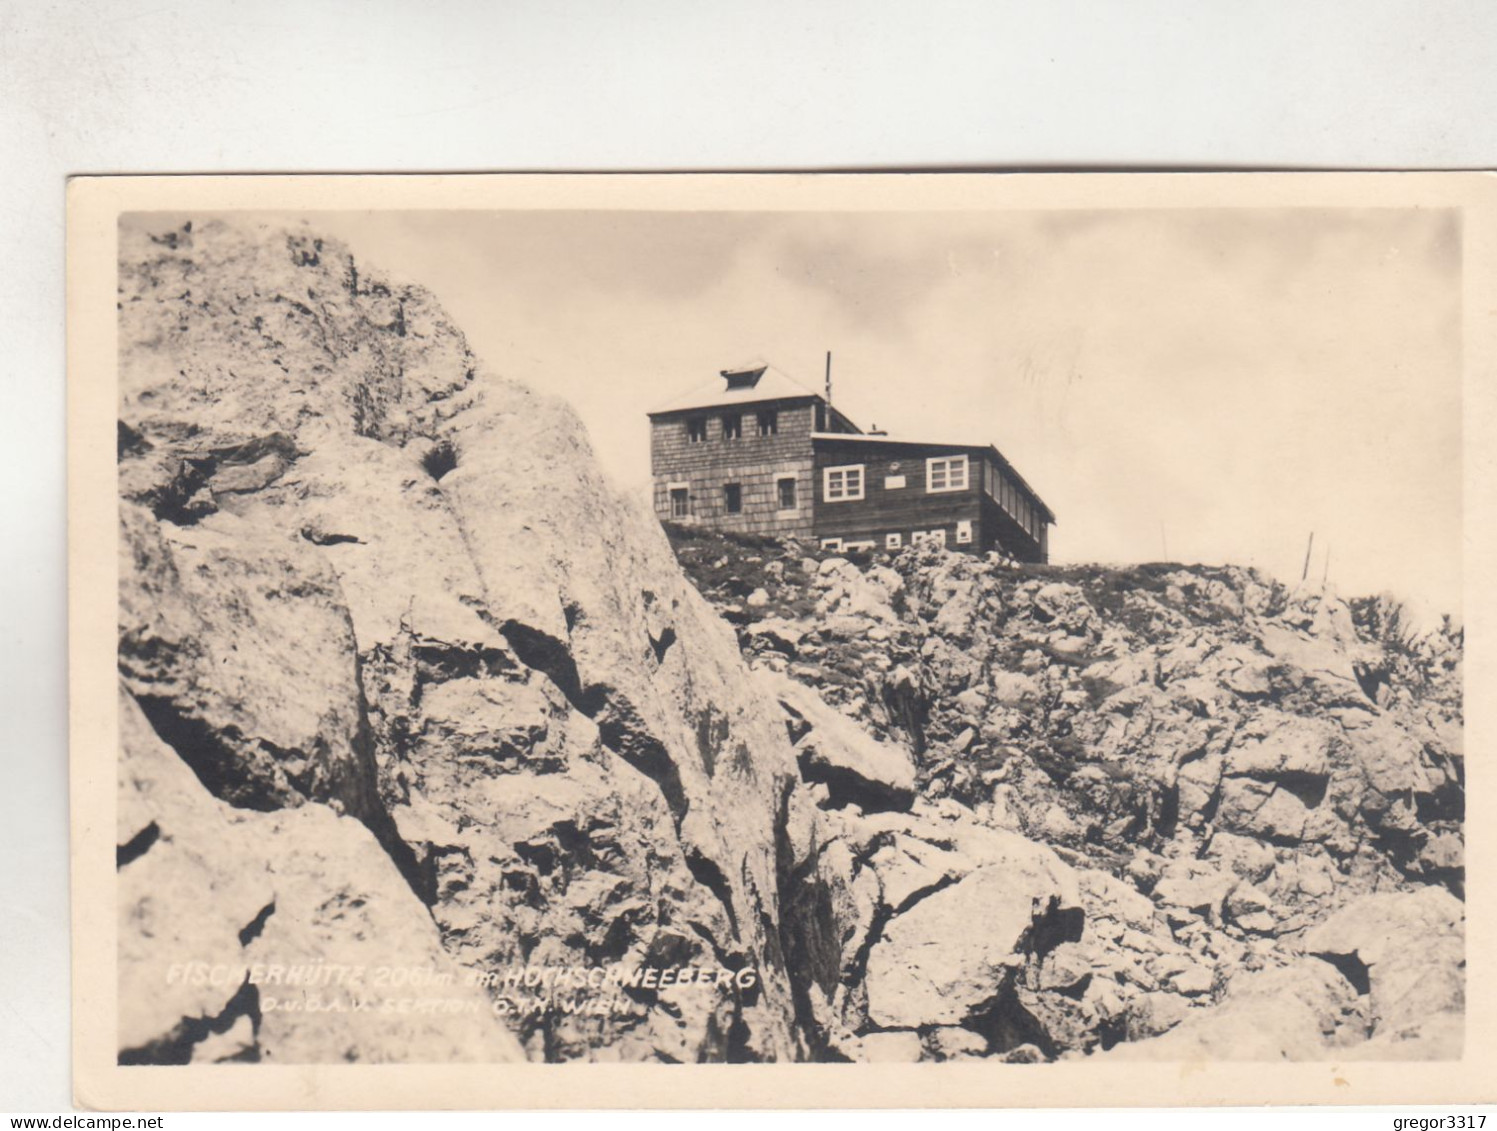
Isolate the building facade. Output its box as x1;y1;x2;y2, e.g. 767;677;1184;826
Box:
648;364;1054;562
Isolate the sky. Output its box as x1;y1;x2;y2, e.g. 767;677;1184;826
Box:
301;207;1463;621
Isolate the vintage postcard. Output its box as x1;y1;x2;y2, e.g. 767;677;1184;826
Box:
68;173;1495;1109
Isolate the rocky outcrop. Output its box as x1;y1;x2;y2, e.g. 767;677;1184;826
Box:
671;528;1464;1061
117;220;807;1063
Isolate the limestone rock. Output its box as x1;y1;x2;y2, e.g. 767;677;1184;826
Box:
1153;860;1238;920
118;686;523;1064
1344;715;1438;797
864;844;1080;1029
765;671;917;811
1204;831;1277;884
1301;888;1464;1041
747;617;805;656
117;502;387;828
1336;1011;1464;1061
1102;959;1363;1061
1124;991;1190;1041
927;1026;989;1060
858;1030;924;1063
1217;776;1311;842
1224;713;1336;781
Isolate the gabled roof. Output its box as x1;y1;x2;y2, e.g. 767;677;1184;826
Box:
811;431;1056;523
648;362;824;416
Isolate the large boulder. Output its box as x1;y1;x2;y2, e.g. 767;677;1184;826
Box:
864;837;1080;1030
1301;888;1464;1044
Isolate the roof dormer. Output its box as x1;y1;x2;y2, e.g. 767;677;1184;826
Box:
721;365;767;391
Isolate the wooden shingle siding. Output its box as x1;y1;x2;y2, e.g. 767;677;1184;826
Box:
652;459;814;537
650;398;817;538
650;398;819;477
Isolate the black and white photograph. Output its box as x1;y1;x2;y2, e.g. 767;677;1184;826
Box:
67;174;1489;1108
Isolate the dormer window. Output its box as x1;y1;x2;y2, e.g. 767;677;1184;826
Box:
722;366;766;390
687;417;707;443
722;413;742;441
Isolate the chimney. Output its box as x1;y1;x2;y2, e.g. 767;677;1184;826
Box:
824;351;832;405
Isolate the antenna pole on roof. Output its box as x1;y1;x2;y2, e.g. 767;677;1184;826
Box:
824;351;832;406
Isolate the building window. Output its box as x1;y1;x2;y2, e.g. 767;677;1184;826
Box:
931;528;948;548
823;464;865;502
884;474;907;490
757;410;778;437
926;455;969;493
724;483;742;514
956;520;973;545
687;417;707;444
669;486;690;518
885;532;903;550
820;537;843;552
776;477;797;511
722;413;742;441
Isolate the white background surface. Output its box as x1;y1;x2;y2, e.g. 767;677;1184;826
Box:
4;0;1496;1115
